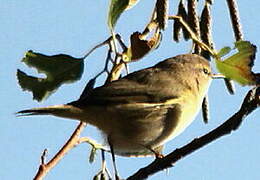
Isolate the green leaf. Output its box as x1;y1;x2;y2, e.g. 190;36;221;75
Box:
108;0;130;29
235;40;252;51
17;50;84;101
217;46;231;57
215;41;257;86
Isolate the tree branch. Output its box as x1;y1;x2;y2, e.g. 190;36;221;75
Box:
33;122;87;180
127;87;260;180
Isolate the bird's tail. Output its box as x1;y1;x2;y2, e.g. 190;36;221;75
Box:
17;104;83;120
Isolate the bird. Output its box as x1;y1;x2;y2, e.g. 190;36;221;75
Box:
17;53;212;157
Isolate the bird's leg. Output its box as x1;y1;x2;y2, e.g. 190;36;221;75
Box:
93;150;112;180
101;150;113;180
101;149;106;173
108;138;120;180
140;144;164;159
148;146;164;159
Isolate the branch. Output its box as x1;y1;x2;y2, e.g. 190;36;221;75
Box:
33;122;86;180
127;87;260;180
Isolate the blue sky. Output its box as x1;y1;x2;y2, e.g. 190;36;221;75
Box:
1;0;260;179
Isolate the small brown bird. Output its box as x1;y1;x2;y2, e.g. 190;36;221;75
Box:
18;54;212;157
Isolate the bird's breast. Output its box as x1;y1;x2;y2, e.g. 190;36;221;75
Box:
85;94;203;157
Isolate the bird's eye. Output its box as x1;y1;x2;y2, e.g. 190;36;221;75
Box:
203;68;209;75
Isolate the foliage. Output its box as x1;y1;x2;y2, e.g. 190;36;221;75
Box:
215;41;259;86
17;51;84;101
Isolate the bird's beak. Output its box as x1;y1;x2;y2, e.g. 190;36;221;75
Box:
211;73;225;79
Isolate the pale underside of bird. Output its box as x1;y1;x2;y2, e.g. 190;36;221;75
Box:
18;54;212;157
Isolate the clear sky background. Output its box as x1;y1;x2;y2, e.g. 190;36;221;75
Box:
1;0;260;179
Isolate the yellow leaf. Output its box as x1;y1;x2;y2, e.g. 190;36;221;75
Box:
215;41;258;86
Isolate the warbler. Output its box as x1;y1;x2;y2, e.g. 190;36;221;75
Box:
18;54;212;157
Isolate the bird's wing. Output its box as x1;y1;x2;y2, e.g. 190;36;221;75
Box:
70;67;181;107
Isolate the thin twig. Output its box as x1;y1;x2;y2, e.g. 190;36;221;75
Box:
40;149;48;165
127;87;260;180
82;36;113;60
33;122;87;180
